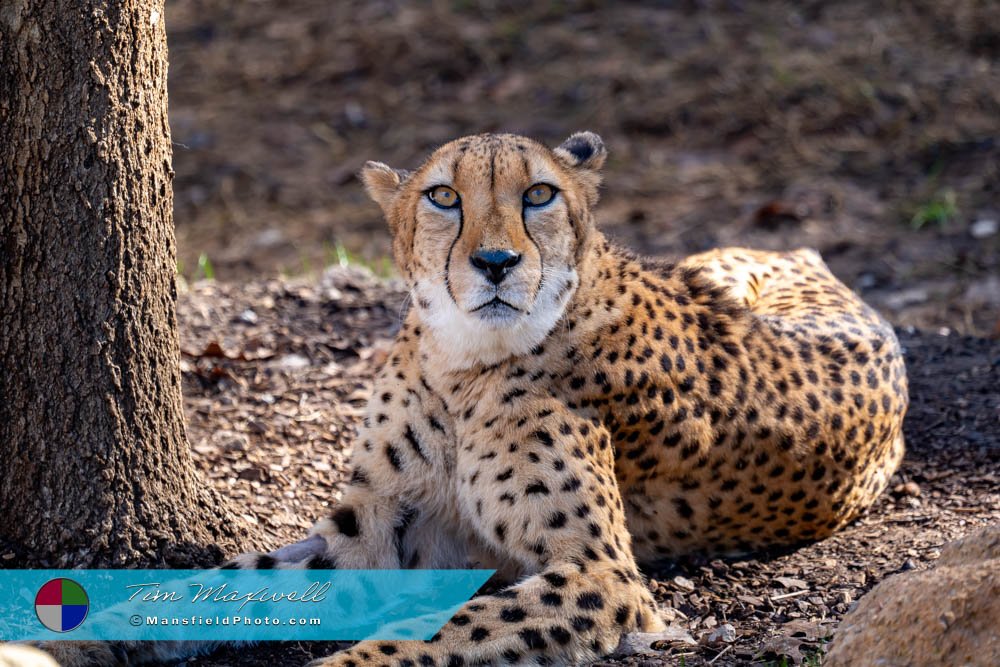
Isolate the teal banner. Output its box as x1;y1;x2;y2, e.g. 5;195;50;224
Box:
0;569;494;641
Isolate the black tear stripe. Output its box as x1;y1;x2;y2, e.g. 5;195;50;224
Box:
404;425;430;463
519;186;545;300
442;149;467;307
443;204;464;307
394;505;419;565
407;212;419;276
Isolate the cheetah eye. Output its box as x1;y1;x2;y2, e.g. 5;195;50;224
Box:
427;185;460;209
523;183;557;207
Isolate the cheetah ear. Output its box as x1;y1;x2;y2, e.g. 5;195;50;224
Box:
360;161;411;215
553;131;607;172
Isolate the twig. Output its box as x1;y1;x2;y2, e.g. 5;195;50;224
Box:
708;644;733;665
771;589;812;601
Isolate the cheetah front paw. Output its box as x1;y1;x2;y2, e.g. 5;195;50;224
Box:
0;644;60;667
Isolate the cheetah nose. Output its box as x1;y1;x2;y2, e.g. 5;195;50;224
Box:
470;249;522;285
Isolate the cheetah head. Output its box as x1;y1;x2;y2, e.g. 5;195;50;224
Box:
361;132;606;369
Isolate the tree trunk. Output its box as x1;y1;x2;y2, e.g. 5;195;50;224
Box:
0;0;248;566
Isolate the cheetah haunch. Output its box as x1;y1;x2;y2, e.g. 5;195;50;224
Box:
47;132;908;667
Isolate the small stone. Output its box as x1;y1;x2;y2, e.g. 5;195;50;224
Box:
658;606;684;623
673;575;696;591
970;218;998;239
212;430;249;452
248;419;268;434
775;576;809;590
254;228;285;248
893;481;921;497
964;276;1000;307
704;623;737;645
344;101;367;127
856;272;878;290
238;308;258;324
276;353;310;369
885;287;929;310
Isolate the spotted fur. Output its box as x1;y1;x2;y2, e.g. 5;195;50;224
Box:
43;133;907;667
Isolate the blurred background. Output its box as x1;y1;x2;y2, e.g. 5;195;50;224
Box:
166;0;999;336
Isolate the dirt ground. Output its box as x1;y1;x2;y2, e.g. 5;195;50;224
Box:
176;268;999;666
166;0;999;337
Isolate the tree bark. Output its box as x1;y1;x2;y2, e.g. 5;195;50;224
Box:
0;0;248;566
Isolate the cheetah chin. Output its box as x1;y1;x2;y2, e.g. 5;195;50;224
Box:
415;264;579;371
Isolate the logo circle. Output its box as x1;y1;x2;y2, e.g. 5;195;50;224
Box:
35;578;89;632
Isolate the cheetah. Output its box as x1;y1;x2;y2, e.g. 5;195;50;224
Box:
44;132;907;666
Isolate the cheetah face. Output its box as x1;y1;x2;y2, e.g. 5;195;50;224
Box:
361;132;606;368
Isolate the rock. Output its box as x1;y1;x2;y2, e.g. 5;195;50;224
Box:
703;623;737;645
774;576;808;590
964;276;1000;308
825;524;1000;667
970;218;998;239
275;353;310;369
938;525;1000;566
253;228;285;248
885;286;930;310
657;605;685;623
856;272;879;290
0;645;59;667
213;429;250;452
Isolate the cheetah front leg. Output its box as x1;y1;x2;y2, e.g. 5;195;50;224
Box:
37;478;435;667
38;339;470;667
314;396;663;667
229;336;465;573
